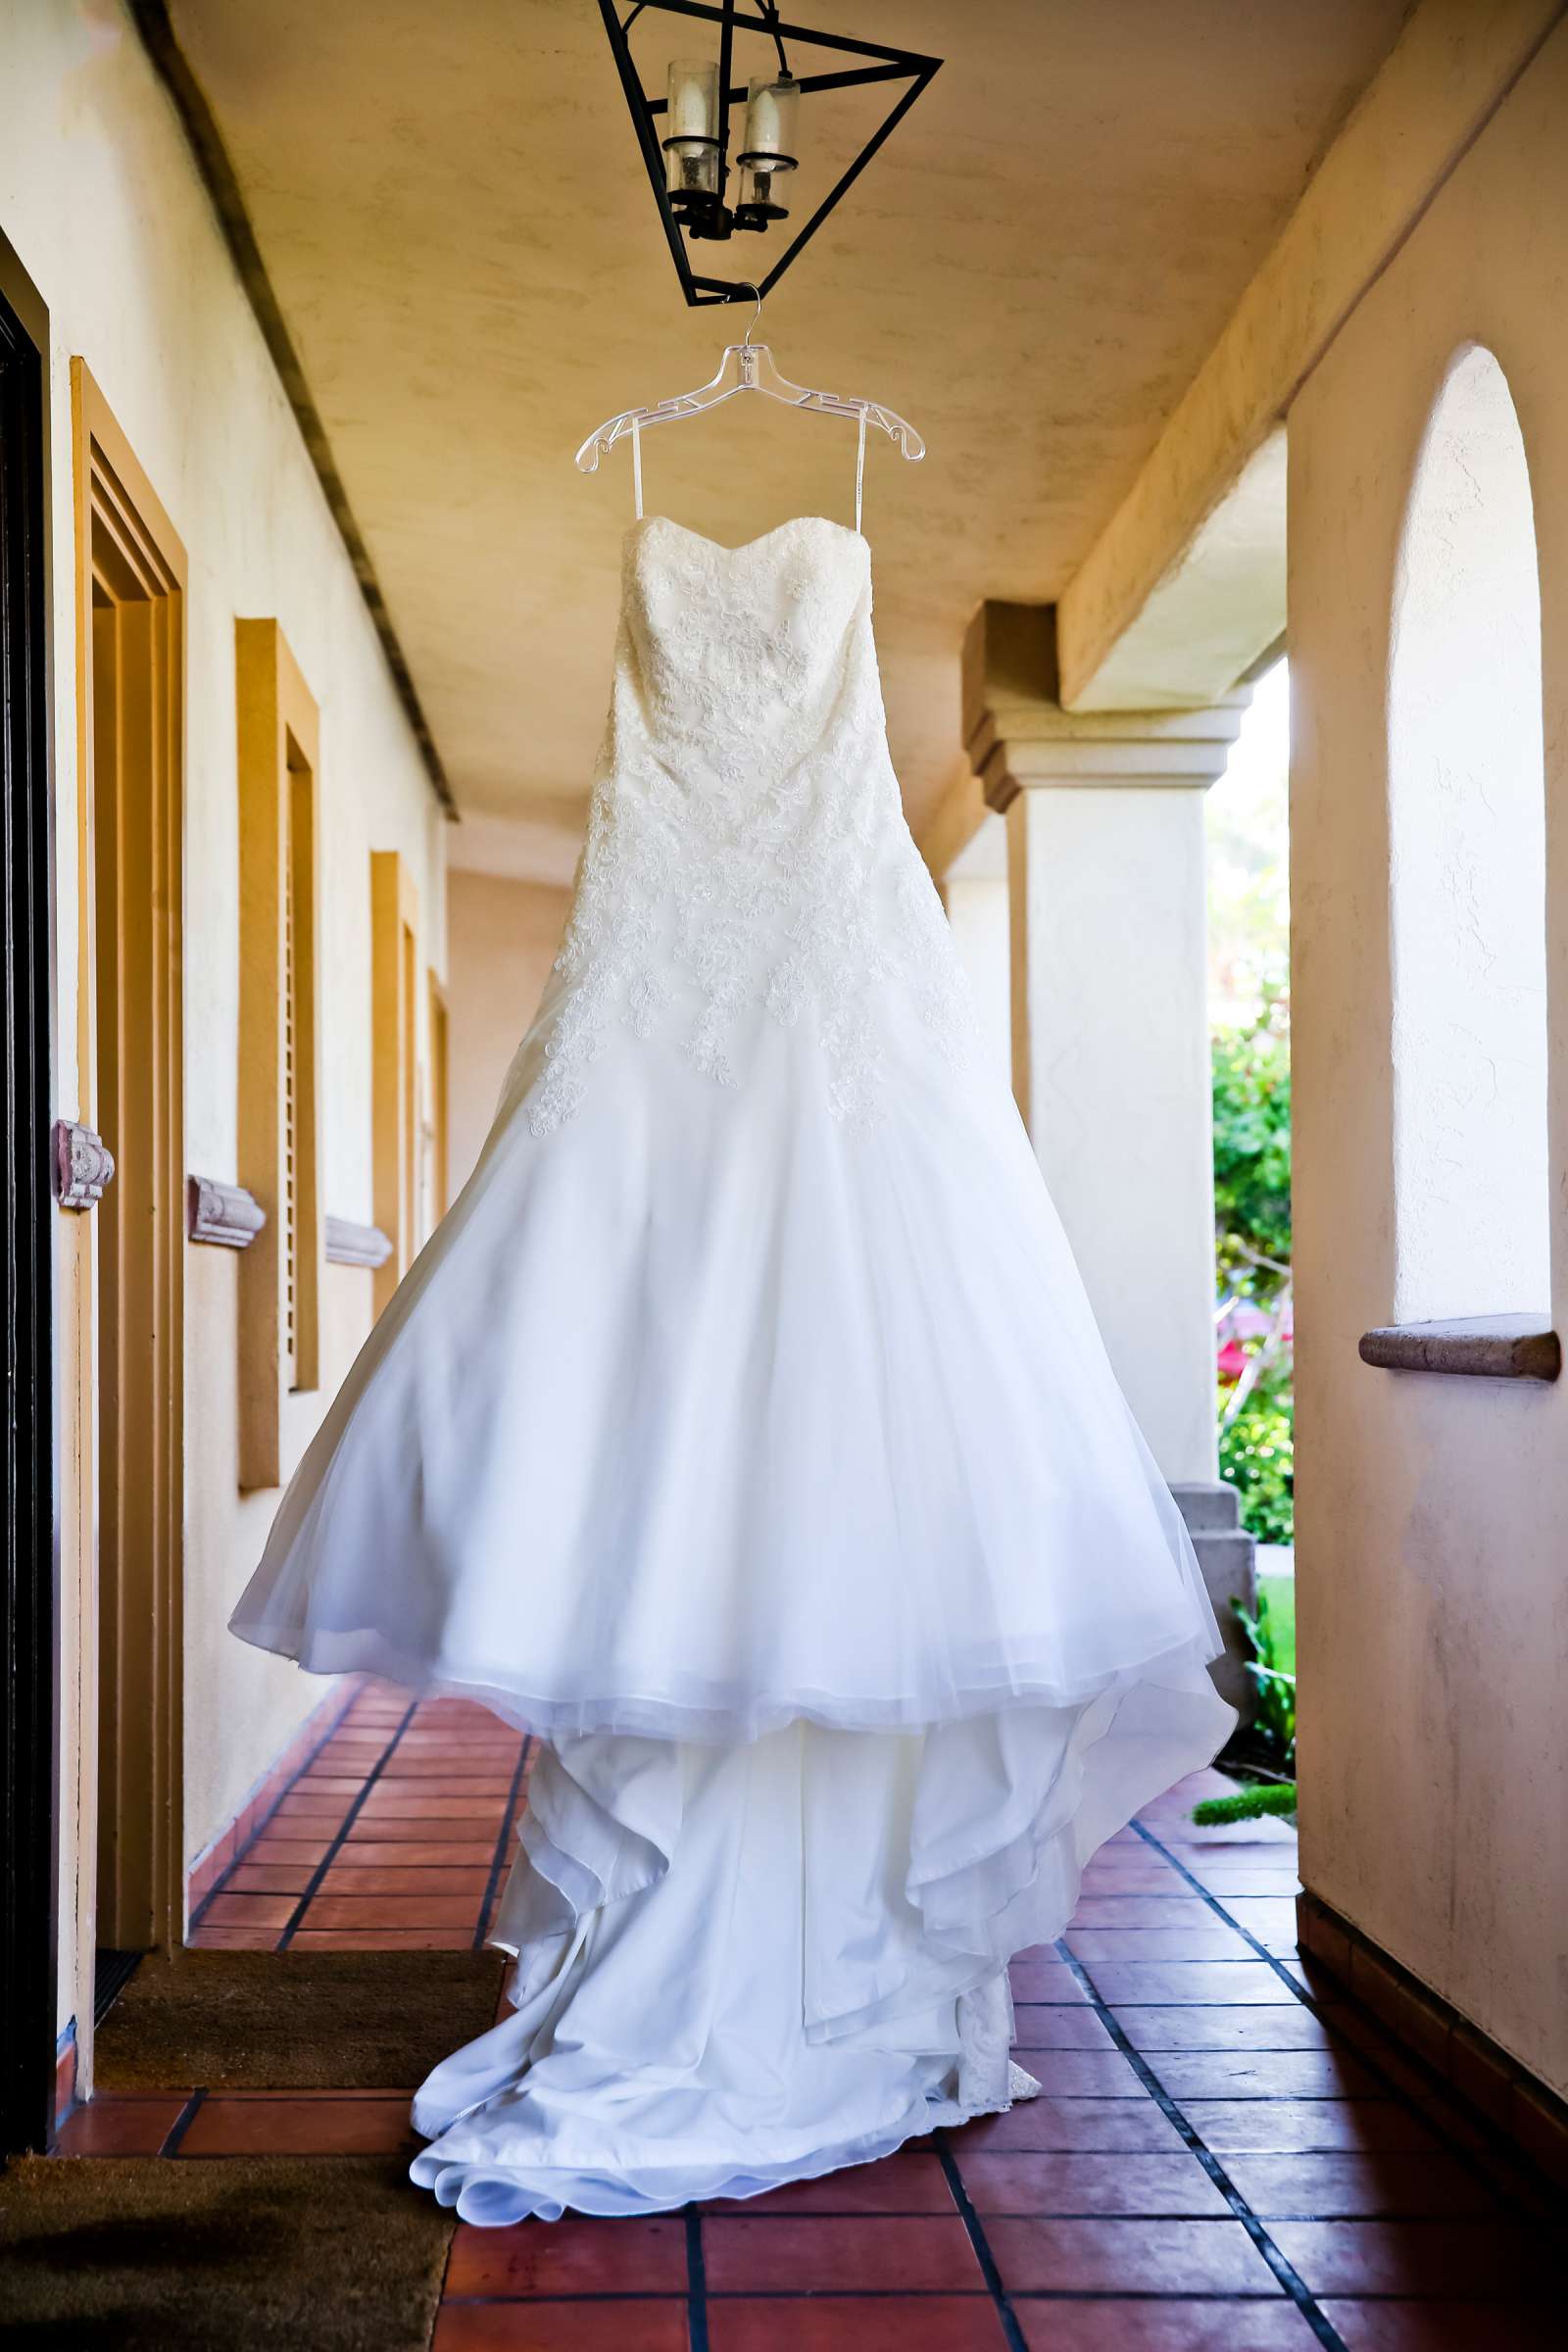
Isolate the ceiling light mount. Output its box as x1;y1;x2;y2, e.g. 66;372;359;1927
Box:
600;0;942;308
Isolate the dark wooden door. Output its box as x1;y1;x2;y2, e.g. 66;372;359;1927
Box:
0;282;56;2154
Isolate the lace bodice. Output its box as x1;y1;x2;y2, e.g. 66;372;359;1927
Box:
522;514;971;1136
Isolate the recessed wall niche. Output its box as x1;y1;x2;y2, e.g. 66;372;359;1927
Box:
1388;344;1549;1325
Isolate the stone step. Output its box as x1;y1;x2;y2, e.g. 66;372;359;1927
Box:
1188;1527;1255;1572
1171;1484;1257;1721
1171;1480;1244;1532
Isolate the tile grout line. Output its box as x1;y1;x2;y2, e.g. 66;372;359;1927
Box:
275;1698;420;1950
187;1676;368;1933
684;2202;710;2352
433;2211;1359;2228
935;2136;1031;2352
1128;1816;1544;2214
159;2088;208;2158
1129;1821;1332;1996
473;1735;533;1951
442;2288;1325;2305
1052;1939;1350;2351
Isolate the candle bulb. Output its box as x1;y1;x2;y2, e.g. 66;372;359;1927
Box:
743;82;781;159
735;74;800;230
662;58;720;212
668;60;715;142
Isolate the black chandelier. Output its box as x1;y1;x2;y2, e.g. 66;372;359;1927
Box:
599;1;943;308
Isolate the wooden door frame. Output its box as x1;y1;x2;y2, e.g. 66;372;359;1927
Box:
426;967;449;1227
72;362;186;1968
1;256;58;2155
369;851;418;1316
235;617;323;1491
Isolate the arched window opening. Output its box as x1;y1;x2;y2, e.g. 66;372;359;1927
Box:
1388;345;1548;1322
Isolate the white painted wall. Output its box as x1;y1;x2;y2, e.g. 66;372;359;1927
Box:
942;814;1011;1091
1389;344;1549;1322
1290;22;1568;2096
0;2;443;2042
1007;782;1219;1486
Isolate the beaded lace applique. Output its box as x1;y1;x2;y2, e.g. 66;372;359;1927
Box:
526;517;971;1138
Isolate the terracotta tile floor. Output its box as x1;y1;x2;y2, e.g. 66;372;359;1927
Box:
188;1683;533;1950
63;1681;1563;2350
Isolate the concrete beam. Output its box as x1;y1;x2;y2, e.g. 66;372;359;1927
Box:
1068;430;1287;712
1056;0;1568;712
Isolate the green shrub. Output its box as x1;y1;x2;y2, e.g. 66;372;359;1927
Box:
1255;1573;1296;1677
1212;1016;1291;1273
1233;1592;1296;1775
1213;1002;1294;1544
1218;1363;1295;1545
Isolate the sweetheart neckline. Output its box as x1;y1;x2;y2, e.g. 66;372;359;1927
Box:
629;514;868;559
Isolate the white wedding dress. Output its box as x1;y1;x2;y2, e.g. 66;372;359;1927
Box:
231;495;1234;2226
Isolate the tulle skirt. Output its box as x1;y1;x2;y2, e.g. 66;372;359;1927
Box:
230;980;1233;2220
233;987;1226;1740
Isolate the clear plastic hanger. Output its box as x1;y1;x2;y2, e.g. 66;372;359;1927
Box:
574;287;924;529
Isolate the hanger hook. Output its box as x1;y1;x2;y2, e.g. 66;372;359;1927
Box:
731;282;764;345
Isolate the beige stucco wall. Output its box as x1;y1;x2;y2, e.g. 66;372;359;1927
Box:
1289;22;1568;2095
1058;0;1566;710
447;869;569;1193
0;2;444;2044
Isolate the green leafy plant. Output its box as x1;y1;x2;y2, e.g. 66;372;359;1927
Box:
1213;996;1294;1544
1212;1008;1292;1275
1191;1783;1297;1826
1218;1361;1295;1545
1255;1573;1296;1678
1232;1592;1296;1776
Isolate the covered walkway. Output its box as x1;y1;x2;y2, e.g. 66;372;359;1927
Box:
43;1683;1558;2348
5;2;1568;2340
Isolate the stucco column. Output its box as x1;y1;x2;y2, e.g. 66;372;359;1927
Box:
940;813;1011;1088
965;606;1247;1486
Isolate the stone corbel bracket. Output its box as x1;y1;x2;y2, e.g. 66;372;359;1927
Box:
324;1215;393;1270
959;600;1250;821
1359;1315;1561;1383
187;1174;267;1249
53;1120;115;1209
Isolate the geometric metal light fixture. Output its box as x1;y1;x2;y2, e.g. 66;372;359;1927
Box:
598;0;943;307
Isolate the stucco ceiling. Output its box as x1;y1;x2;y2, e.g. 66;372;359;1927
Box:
167;0;1409;854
